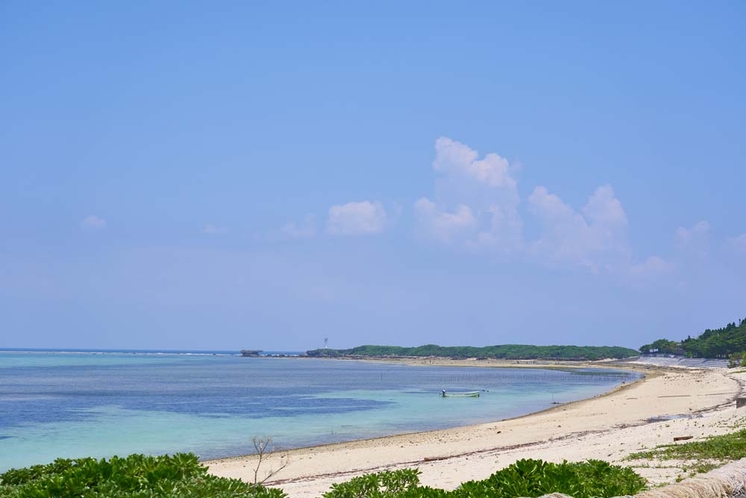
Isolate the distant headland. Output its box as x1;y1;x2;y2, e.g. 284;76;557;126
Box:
304;344;639;361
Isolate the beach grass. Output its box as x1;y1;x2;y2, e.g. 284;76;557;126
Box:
627;428;746;462
626;426;746;480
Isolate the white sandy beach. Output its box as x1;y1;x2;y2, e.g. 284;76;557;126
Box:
208;363;745;497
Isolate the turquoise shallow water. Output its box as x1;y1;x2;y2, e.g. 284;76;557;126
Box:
0;351;639;472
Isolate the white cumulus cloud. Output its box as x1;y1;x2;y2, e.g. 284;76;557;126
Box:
433;137;516;189
675;221;710;256
414;198;477;243
327;201;387;235
582;184;628;228
418;138;670;280
469;204;523;252
416;137;522;252
80;215;106;230
279;215;316;239
528;185;630;272
727;233;746;254
628;256;674;278
526;184;670;279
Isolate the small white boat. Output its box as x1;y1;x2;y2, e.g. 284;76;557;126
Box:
441;390;480;398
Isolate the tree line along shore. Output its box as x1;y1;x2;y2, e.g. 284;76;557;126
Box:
640;317;746;364
306;344;639;361
306;316;746;364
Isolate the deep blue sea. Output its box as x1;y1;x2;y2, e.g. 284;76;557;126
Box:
0;350;639;472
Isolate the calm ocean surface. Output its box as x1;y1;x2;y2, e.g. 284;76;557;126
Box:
0;350;639;472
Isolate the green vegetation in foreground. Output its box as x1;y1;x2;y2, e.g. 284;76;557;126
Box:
627;428;746;471
306;344;639;360
1;455;646;498
640;317;746;362
0;453;284;498
323;460;646;498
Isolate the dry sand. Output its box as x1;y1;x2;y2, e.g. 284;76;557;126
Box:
207;362;746;497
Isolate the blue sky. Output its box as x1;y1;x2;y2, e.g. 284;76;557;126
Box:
1;1;744;351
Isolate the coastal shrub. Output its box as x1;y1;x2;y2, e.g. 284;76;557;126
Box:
1;454;645;498
0;452;286;498
323;468;422;497
727;352;746;368
452;459;645;498
628;428;746;463
322;459;645;498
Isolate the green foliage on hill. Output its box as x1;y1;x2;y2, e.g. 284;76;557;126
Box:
306;343;639;360
640;318;746;359
0;453;285;498
323;459;646;498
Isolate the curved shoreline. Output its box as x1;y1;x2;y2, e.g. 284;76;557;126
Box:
208;362;744;497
